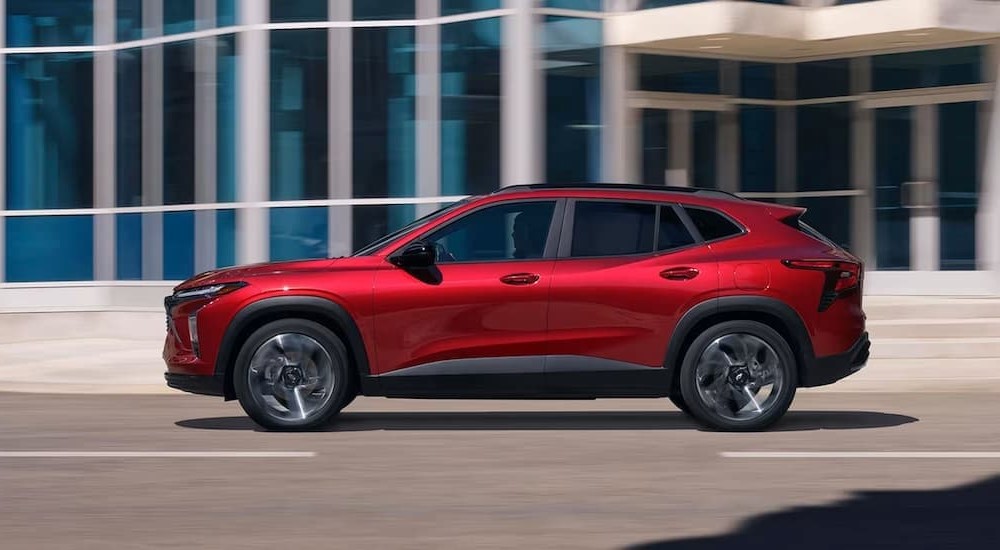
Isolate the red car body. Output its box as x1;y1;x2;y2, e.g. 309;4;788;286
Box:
164;184;869;428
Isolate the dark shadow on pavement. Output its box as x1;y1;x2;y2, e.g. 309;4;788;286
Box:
176;410;917;432
624;474;1000;550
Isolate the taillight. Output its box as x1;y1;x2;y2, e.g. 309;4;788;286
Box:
782;259;862;311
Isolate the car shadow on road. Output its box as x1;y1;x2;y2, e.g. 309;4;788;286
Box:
176;410;917;432
623;473;1000;550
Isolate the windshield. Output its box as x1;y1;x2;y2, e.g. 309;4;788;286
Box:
350;198;473;256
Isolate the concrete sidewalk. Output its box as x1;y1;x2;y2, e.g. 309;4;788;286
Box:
2;337;999;395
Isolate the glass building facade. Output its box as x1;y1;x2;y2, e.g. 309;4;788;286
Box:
1;0;998;292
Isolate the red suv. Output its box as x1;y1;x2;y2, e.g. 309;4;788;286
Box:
164;184;869;432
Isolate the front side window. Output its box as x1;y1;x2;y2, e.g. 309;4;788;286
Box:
425;201;556;262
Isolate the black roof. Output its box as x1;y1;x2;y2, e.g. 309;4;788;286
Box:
493;182;741;200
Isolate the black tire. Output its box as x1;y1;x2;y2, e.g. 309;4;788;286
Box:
668;392;691;415
678;320;797;432
233;318;357;431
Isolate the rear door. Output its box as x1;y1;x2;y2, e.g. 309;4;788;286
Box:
545;199;719;395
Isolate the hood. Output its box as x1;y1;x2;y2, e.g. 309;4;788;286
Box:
174;258;339;291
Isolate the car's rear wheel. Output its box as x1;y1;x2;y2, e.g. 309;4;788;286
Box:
233;319;357;431
668;392;691;415
678;320;797;432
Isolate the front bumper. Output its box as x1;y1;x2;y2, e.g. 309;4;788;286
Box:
801;331;870;388
165;373;226;397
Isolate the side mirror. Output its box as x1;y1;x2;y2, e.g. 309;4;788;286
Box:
391;241;436;269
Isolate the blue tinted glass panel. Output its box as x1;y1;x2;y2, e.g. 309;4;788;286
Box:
740;62;776;99
640;0;786;7
441;0;500;15
354;27;416;198
692;111;717;189
797;103;851;192
218;0;237;27
352;205;418;252
938;101;979;271
116;0;143;42
353;0;415;20
739;106;776;193
164;0;196;35
271;0;326;22
6;0;92;47
163;211;195;280
873;47;982;92
441;18;502;194
545;0;602;9
218;35;238;203
6;53;93;209
6;216;93;282
544;16;601;183
116;213;143;280
641;109;667;186
797;59;850;99
216;210;237;268
164;41;196;205
639;55;719;94
874;107;912;270
271;207;328;261
271;30;328;200
117;48;143;206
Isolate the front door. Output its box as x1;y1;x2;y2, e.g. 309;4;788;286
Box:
371;199;563;395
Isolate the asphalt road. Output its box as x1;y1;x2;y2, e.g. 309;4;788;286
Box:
1;391;999;549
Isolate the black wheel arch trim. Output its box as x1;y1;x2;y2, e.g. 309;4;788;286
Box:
663;295;816;390
214;295;371;400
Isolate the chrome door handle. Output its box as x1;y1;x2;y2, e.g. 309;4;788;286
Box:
500;273;540;286
660;267;699;281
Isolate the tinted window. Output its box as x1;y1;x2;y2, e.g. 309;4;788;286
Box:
684;207;742;241
571;202;656;257
426;201;555;262
658;207;696;251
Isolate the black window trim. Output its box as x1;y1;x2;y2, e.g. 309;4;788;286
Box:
556;198;706;261
388;197;567;265
677;203;748;245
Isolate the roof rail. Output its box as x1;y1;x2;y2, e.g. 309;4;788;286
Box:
493;182;742;200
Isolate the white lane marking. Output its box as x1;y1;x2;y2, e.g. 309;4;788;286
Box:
722;452;1000;459
0;451;316;458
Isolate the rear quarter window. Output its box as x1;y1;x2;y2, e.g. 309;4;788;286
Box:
683;207;743;241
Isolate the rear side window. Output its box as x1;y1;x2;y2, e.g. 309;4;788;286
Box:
571;201;656;257
684;207;742;241
658;207;697;251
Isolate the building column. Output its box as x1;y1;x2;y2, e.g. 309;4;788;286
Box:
776;64;797;206
667;110;691;186
415;0;441;216
0;0;7;282
142;0;165;279
329;0;354;256
851;56;875;266
912;104;940;271
601;44;633;183
93;0;116;281
978;42;1000;288
502;0;542;187
717;60;739;194
237;0;270;264
195;0;218;273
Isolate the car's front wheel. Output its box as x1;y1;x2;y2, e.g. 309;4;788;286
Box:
233;319;357;431
678;320;797;432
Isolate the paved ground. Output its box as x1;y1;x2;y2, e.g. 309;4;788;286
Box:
1;391;998;549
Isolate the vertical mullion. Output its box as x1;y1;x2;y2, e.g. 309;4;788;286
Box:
717;60;739;194
502;0;542;187
94;0;117;281
601;44;629;183
237;0;270;264
0;0;6;282
329;0;353;257
195;0;218;273
416;0;440;217
667;109;690;186
142;0;165;280
912;103;939;271
776;63;796;206
851;56;875;266
977;43;999;278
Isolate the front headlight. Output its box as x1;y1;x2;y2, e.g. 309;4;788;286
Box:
172;281;247;301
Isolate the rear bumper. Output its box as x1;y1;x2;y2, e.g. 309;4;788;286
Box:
165;373;226;397
801;331;870;388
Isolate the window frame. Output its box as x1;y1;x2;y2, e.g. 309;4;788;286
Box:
389;198;567;265
555;198;706;260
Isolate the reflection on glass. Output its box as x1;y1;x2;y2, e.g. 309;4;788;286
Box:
692;111;716;189
217;210;237;268
117;48;143;207
6;216;93;282
641;109;668;186
441;18;501;195
739;106;776;193
218;35;238;203
938;102;979;271
873;47;982;92
6;53;93;209
6;0;93;47
116;213;143;280
639;55;719;94
164;0;196;35
544;16;602;183
271;208;328;261
353;0;415;20
271;0;327;23
271;30;329;201
163;211;195;280
441;0;501;15
163;41;196;205
116;0;144;42
874;107;912;270
797;103;851;192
